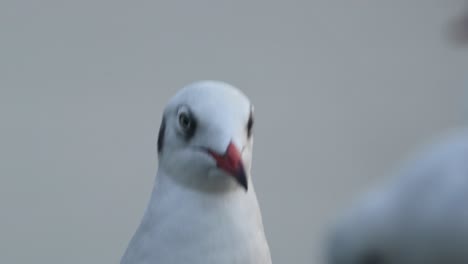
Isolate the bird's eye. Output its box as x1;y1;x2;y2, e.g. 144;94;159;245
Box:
246;112;254;138
177;107;197;139
179;112;192;131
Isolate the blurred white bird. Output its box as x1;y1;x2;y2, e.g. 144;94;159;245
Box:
120;81;272;264
326;129;468;264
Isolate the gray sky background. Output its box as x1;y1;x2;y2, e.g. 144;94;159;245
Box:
1;1;467;263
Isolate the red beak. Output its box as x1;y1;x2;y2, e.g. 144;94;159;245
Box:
207;141;248;191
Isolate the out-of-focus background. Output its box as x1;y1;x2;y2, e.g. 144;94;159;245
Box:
1;1;467;263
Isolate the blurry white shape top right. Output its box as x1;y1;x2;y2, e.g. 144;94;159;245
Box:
326;128;468;264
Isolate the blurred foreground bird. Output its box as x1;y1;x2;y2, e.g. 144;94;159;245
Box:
120;81;272;264
326;129;468;264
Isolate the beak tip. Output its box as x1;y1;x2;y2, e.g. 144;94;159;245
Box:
233;163;248;191
237;169;248;191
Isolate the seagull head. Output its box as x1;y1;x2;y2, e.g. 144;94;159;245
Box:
156;81;254;192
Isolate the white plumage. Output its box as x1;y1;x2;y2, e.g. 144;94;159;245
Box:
121;81;272;264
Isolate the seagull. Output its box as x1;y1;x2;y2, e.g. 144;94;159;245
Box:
120;81;272;264
326;129;468;264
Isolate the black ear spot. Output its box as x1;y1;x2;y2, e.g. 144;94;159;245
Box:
247;111;254;138
157;117;166;153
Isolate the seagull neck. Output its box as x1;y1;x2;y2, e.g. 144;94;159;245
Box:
145;170;261;220
155;165;252;194
153;169;253;198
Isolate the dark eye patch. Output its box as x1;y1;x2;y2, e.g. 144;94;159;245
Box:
247;111;254;138
178;107;197;140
